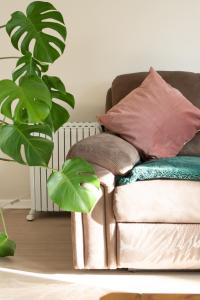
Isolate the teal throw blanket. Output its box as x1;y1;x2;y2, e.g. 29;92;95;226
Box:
116;156;200;186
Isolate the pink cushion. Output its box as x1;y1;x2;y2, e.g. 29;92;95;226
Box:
99;67;200;158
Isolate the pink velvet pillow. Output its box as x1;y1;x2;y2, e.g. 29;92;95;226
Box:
99;67;200;158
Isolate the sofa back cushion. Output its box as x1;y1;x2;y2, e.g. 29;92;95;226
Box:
110;70;200;108
106;70;200;156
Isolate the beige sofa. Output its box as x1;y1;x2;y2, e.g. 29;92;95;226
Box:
69;71;200;270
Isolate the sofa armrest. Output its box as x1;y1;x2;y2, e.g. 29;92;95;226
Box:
93;163;115;191
67;133;140;175
71;163;117;269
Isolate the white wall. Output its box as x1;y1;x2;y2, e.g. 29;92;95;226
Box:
1;0;200;201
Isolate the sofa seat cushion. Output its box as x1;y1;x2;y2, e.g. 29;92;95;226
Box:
114;180;200;223
117;223;200;269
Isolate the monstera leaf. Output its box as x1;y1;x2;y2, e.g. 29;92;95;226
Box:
42;75;75;108
0;123;53;166
47;158;100;212
6;1;67;63
43;75;75;131
0;233;16;257
0;76;51;123
13;52;48;82
46;102;70;132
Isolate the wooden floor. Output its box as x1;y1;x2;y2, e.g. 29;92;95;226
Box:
0;209;73;273
2;210;200;299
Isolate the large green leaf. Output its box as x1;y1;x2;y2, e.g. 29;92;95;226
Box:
42;75;75;108
46;102;70;132
6;1;67;63
47;158;100;213
0;233;16;257
0;76;51;123
43;75;75;131
0;123;53;166
13;52;48;82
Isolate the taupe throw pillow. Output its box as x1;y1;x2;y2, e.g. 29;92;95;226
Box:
67;133;140;175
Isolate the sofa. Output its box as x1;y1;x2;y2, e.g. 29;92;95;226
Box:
69;71;200;270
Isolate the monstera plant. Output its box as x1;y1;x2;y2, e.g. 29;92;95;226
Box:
0;1;100;257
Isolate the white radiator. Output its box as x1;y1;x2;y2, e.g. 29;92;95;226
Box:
28;122;101;220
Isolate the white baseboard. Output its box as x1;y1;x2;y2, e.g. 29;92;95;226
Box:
0;199;31;209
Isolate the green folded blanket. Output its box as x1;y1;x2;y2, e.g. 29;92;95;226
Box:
116;156;200;186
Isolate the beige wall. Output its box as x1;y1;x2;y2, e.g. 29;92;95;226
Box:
1;0;200;200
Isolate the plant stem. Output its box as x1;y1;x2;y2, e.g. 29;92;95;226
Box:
0;158;14;162
0;56;20;60
0;208;8;236
0;25;6;29
1;199;20;209
0;120;8;125
47;166;58;172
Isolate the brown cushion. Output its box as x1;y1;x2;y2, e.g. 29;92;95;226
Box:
67;133;140;175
